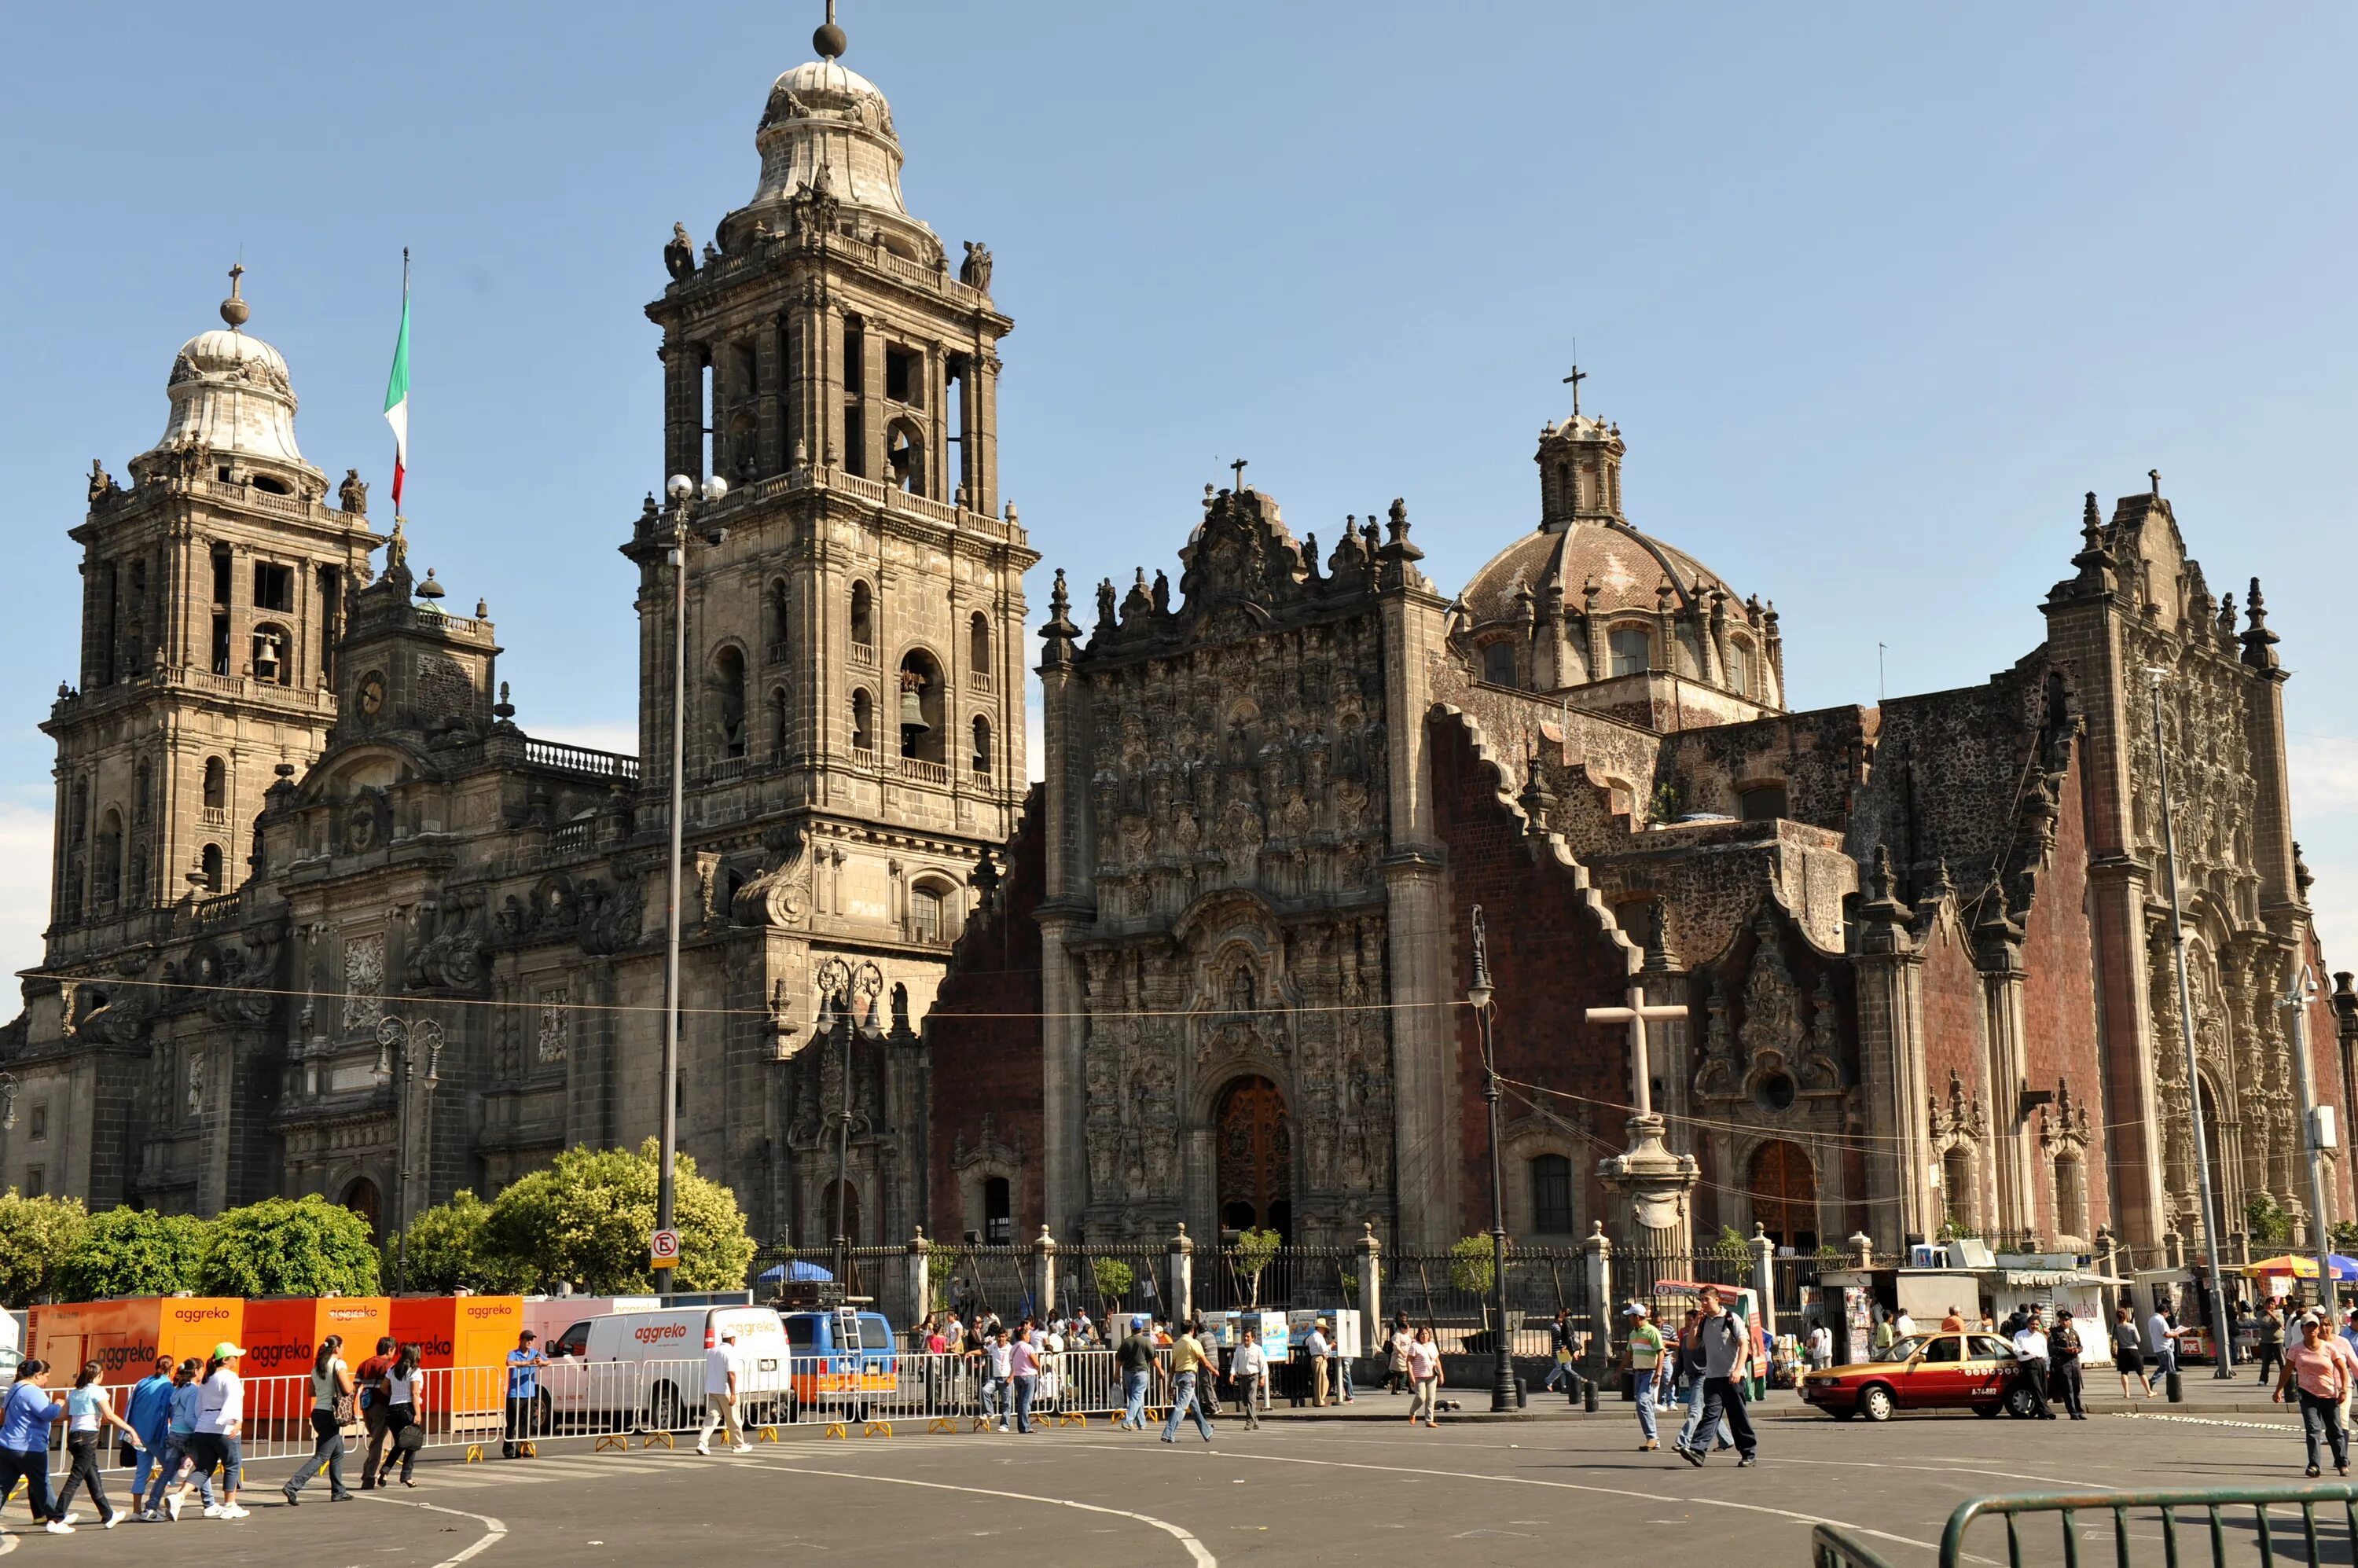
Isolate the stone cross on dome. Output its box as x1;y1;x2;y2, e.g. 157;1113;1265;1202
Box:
1229;457;1248;492
1562;362;1588;417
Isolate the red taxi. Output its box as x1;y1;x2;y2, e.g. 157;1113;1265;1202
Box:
1798;1331;2038;1422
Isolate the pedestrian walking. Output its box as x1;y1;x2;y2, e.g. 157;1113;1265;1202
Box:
2049;1309;2088;1419
0;1361;75;1533
1542;1309;1585;1401
283;1333;356;1504
1159;1320;1218;1445
1405;1324;1442;1429
2254;1303;2286;1386
982;1326;1014;1431
1116;1316;1157;1430
354;1334;398;1491
697;1324;750;1454
367;1343;424;1489
1387;1320;1413;1395
167;1342;250;1518
1009;1324;1041;1434
2112;1306;2155;1398
1673;1306;1731;1455
1305;1318;1331;1406
1676;1286;1757;1467
52;1361;139;1528
2274;1313;2358;1477
1231;1327;1268;1429
2147;1301;2178;1384
1625;1302;1665;1451
123;1355;176;1517
2011;1313;2055;1419
141;1358;212;1521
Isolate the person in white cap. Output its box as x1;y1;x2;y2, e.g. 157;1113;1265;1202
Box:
1625;1302;1665;1451
166;1342;248;1519
699;1324;750;1454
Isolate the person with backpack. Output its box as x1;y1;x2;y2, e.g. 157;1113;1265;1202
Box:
285;1333;357;1504
354;1335;398;1491
1675;1287;1758;1467
369;1344;426;1489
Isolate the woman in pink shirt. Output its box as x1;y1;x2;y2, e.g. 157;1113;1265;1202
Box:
1405;1327;1443;1430
2273;1314;2358;1476
1008;1327;1041;1435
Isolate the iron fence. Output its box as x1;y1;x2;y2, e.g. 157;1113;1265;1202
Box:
1816;1483;2358;1568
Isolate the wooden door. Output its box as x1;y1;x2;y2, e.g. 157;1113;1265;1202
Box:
1216;1076;1292;1237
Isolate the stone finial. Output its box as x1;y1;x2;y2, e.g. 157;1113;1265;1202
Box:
493;681;516;722
1518;744;1556;839
907;1225;931;1256
1357;1220;1381;1254
219;263;250;330
2242;576;2280;670
1169;1221;1193;1255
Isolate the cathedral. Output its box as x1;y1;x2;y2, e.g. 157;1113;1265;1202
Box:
7;17;2346;1273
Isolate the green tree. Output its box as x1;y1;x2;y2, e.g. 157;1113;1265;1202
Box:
479;1140;755;1294
199;1195;380;1298
1449;1233;1500;1297
2246;1195;2294;1247
927;1247;962;1313
2329;1221;2358;1255
1229;1227;1283;1309
387;1190;522;1294
55;1208;207;1300
1090;1257;1135;1313
0;1190;87;1306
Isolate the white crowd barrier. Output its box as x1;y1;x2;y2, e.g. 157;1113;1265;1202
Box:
25;1349;1199;1481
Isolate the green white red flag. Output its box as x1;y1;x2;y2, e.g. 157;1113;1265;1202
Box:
384;251;411;510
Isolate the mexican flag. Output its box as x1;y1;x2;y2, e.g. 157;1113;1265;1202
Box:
383;257;411;509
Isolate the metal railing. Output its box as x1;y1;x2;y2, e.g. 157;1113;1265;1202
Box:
1813;1485;2358;1568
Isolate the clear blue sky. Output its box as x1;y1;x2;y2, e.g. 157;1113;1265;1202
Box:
3;2;2353;978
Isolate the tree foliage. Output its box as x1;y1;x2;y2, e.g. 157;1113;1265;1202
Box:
1090;1257;1134;1309
2246;1195;2294;1247
55;1208;206;1301
1229;1227;1282;1308
198;1196;380;1298
0;1191;87;1306
477;1140;755;1294
387;1189;521;1294
1449;1233;1502;1296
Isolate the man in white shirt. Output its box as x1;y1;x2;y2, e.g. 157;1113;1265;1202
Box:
2147;1303;2179;1381
1805;1322;1833;1371
697;1326;750;1455
1229;1327;1269;1429
1893;1309;1917;1339
984;1327;1015;1432
2011;1313;2055;1419
1306;1321;1331;1406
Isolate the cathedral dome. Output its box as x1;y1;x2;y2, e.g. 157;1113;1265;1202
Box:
138;270;318;488
739;45;929;242
1463;520;1739;627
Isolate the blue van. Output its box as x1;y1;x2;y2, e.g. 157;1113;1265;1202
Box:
780;1308;899;1421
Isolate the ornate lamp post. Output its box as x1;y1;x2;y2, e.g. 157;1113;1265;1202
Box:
1467;907;1516;1412
814;956;884;1287
657;471;730;1299
374;1013;444;1294
2147;667;2235;1374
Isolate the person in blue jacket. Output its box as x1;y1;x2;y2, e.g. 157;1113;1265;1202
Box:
124;1356;178;1509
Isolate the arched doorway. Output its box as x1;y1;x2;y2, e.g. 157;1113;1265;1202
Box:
1749;1140;1818;1251
2196;1076;2231;1234
341;1177;383;1241
822;1178;861;1246
1215;1075;1293;1239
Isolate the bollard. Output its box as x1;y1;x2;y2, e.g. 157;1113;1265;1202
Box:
1515;1375;1527;1409
1584;1378;1599;1413
2167;1368;2184;1403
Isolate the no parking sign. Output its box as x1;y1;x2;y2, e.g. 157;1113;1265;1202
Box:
651;1228;681;1269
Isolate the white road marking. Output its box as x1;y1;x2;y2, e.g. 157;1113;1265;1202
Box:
749;1460;1217;1568
360;1495;506;1568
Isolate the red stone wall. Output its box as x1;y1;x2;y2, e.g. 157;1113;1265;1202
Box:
1429;714;1641;1238
2018;744;2109;1236
923;787;1047;1236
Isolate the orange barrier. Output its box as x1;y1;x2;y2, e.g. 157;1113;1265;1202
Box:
28;1298;244;1381
391;1297;524;1433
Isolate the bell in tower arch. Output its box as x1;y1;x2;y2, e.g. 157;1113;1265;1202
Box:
898;667;929;733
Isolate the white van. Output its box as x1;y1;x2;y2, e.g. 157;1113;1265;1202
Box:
542;1304;789;1428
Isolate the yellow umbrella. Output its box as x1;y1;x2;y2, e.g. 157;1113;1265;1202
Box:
2243;1254;2358;1280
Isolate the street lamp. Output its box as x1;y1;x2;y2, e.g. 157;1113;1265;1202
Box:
374;1012;444;1294
657;470;730;1301
1467;906;1516;1412
814;956;884;1287
2279;963;2338;1311
2146;666;2235;1375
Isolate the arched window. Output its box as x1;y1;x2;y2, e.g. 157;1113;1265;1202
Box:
968;611;990;674
971;715;992;775
202;757;226;811
710;645;747;758
1482;641;1517;688
768;578;792;646
1530;1153;1575;1234
887;421;923;494
94;810;123;906
898;651;944;763
199;843;224;894
1607;626;1651;678
1726;638;1752;696
1738;783;1788;823
821;1178;862;1246
252;622;293;686
2053;1151;2086;1241
850;689;875;754
1942;1145;1975;1233
850;581;874;647
910;881;948;945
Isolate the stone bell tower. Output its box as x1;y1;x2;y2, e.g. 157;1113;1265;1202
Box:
627;6;1036;1104
42;268;379;961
